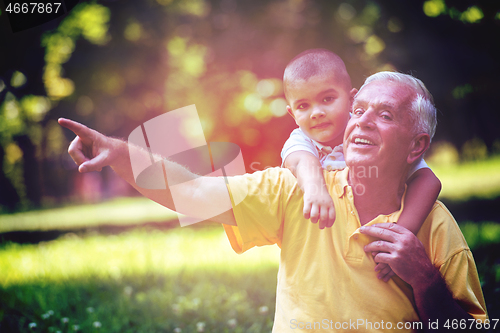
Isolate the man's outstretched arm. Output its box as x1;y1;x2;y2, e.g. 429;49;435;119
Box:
58;118;237;226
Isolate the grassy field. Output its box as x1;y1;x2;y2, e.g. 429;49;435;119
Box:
430;156;500;201
0;227;280;332
0;197;178;233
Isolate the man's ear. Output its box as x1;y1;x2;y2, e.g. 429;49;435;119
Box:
350;88;358;100
349;88;358;106
407;133;430;165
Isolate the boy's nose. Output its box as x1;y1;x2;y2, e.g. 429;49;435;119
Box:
310;106;326;118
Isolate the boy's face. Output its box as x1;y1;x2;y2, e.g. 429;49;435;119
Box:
286;74;356;147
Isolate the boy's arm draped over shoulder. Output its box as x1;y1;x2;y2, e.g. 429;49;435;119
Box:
400;167;442;234
284;151;335;229
374;167;442;282
58;118;236;226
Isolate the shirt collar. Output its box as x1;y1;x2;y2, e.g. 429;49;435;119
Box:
335;167;350;198
311;138;343;155
334;167;406;223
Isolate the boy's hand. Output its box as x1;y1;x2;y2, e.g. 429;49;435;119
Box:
58;118;114;173
303;185;336;229
374;260;396;282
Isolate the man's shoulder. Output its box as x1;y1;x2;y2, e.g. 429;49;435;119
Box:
230;167;297;191
419;200;470;259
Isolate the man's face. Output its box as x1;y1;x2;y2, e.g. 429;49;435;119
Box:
286;75;355;147
344;80;416;173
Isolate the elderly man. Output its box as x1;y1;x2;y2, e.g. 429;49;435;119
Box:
60;72;487;332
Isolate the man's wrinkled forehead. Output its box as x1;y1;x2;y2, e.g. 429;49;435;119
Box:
354;80;415;112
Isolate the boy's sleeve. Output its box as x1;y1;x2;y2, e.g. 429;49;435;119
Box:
408;158;429;178
281;128;319;167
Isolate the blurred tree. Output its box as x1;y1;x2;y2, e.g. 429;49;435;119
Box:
0;0;499;209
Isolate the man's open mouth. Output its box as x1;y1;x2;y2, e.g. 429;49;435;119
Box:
353;137;375;145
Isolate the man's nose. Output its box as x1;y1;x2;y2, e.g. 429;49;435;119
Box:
356;109;375;128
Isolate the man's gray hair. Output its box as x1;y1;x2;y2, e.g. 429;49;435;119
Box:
359;72;437;140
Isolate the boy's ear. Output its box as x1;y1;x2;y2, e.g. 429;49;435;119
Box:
286;105;295;119
407;133;430;165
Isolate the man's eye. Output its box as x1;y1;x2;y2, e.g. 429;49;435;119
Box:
381;113;392;120
353;108;364;116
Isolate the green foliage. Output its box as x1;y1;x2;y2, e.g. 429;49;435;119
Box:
423;0;484;23
460;222;500;249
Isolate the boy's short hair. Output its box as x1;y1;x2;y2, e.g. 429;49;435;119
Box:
360;72;437;140
283;49;351;101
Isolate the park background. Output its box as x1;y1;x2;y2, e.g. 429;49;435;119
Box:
1;0;500;331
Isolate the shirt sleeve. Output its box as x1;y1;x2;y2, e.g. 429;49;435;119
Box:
408;158;429;178
281;128;319;167
223;167;299;254
438;249;488;321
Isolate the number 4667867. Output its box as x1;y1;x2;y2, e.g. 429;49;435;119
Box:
6;2;62;14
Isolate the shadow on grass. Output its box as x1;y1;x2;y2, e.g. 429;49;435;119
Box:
442;196;500;223
0;220;180;246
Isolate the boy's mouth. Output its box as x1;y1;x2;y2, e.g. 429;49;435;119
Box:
312;122;331;129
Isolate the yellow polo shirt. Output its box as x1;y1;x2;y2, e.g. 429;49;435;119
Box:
223;167;487;332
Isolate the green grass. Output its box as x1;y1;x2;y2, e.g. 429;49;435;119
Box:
430;156;500;201
0;226;280;332
0;197;178;233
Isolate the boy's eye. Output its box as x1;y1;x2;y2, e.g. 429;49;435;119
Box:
297;103;308;110
323;97;335;103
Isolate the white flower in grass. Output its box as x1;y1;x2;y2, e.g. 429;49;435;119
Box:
227;318;237;328
123;286;133;297
29;322;37;329
86;307;94;313
56;331;62;333
196;321;206;332
174;328;182;333
47;310;54;316
72;324;80;331
61;317;69;324
42;313;50;320
258;305;269;315
93;321;102;328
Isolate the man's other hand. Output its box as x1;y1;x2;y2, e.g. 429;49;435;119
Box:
360;223;438;289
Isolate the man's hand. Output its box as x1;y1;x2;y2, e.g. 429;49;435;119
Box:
303;183;336;229
361;223;478;328
360;223;437;288
58;118;115;173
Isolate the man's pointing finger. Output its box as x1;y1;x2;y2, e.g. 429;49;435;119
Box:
58;118;94;141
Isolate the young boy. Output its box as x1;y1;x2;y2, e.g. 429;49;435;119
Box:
281;49;441;281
